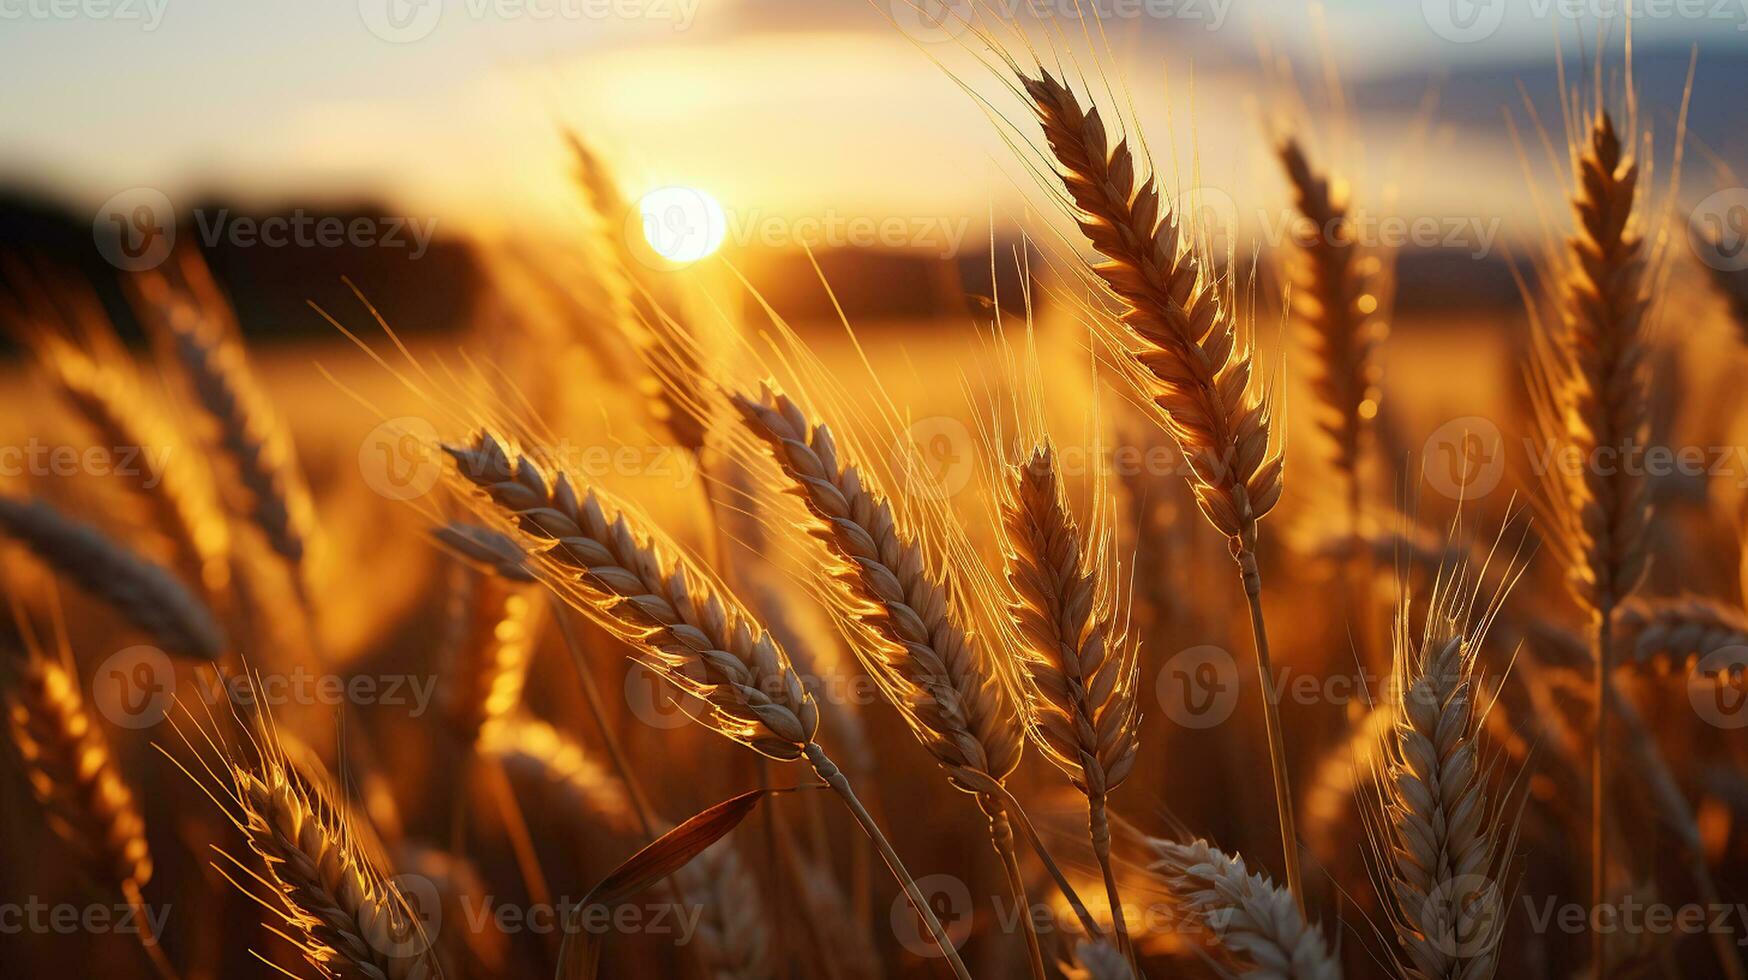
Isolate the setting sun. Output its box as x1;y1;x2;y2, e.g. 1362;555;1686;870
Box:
636;185;728;263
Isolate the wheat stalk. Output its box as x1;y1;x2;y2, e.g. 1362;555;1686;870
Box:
0;495;226;661
1151;837;1340;979
999;441;1141;973
1019;64;1298;908
443;429;973;979
1532;113;1653;972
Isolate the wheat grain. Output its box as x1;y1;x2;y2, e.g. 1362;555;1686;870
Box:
675;839;775;980
0;495;226;660
479;715;641;838
436;564;544;746
1151;837;1340;979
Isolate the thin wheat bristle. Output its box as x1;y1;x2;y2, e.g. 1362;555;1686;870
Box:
999;443;1141;800
445;431;819;760
2;637;153;891
1150;838;1340;979
1615;595;1748;680
230;751;441;980
1019;67;1282;541
728;384;1021;791
1278;137;1380;495
0;495;226;660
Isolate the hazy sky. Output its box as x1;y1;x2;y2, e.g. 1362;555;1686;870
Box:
3;0;1744;237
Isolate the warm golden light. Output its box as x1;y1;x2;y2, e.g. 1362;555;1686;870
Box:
636;185;728;263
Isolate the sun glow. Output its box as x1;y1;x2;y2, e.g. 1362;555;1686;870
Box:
636;185;728;263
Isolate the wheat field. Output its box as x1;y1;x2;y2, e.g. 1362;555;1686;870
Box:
5;10;1748;980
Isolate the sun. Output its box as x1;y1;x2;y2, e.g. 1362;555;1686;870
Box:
635;185;728;264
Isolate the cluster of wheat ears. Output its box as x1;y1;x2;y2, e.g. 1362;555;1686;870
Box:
5;33;1748;980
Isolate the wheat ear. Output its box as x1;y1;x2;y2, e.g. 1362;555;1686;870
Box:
1152;838;1340;979
139;270;317;600
1019;65;1298;907
726;385;1054;969
2;624;177;979
1278;137;1379;529
1533;114;1653;970
1615;595;1748;680
434;562;544;746
225;744;441;979
1377;582;1509;980
1000;442;1142;973
0;495;226;661
443;430;972;979
36;335;231;595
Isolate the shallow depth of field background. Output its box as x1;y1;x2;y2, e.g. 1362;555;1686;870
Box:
5;1;1748;977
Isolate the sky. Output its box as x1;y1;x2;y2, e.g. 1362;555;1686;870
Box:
3;0;1745;241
